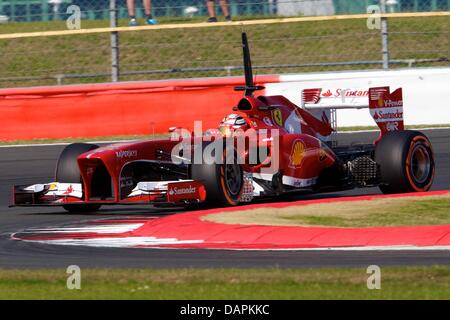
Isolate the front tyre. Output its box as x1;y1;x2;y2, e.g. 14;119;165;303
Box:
375;130;435;194
56;143;102;213
191;146;244;207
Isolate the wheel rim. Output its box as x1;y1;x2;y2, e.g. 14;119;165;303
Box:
224;163;242;196
409;144;431;184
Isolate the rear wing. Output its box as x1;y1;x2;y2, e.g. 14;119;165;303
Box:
301;86;404;144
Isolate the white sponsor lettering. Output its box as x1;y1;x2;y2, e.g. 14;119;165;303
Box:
384;99;403;107
169;186;197;196
115;150;138;158
386;122;399;131
371;107;403;122
282;176;318;188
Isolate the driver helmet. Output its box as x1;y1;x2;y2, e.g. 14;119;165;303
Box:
218;113;249;137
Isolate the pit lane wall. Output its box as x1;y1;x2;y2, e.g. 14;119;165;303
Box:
0;68;448;141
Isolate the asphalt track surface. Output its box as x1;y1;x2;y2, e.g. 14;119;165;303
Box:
0;129;449;268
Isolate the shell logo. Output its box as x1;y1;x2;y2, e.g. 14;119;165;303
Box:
290;140;306;167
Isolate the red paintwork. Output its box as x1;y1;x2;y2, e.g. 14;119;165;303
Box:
167;181;206;203
225;94;335;180
14;191;450;250
73;91;336;204
369;86;404;143
77;139;181;202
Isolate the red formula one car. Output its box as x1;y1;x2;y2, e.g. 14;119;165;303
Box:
12;33;435;212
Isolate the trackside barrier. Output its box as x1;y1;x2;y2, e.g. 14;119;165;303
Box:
0;67;448;141
0;76;277;141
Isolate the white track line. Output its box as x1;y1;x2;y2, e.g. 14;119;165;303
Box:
16;237;204;248
19;223;144;234
0;139;138;148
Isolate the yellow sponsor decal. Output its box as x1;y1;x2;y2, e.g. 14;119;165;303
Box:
319;148;328;162
290;140;305;167
272;108;283;126
48;183;57;191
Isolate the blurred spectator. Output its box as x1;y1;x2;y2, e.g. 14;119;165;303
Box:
127;0;158;26
207;0;231;22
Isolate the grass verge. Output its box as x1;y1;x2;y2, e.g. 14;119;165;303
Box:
1;266;449;299
0;16;448;87
0;134;169;146
203;194;450;228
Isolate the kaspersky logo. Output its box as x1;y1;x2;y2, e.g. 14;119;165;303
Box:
168;186;197;196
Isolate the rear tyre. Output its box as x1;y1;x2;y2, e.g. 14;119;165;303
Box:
375;130;434;194
55;143;102;213
191;145;244;207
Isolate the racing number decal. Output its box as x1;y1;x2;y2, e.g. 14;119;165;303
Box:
272;109;283;126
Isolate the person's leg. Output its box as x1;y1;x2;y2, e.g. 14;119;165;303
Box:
143;0;151;17
219;0;231;19
127;0;138;25
207;0;217;22
127;0;136;17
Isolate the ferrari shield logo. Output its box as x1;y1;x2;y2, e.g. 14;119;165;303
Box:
272;109;283;126
290;140;305;167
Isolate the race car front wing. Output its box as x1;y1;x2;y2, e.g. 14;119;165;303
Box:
11;180;207;207
11;174;255;207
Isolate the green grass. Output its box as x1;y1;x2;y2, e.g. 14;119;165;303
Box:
1;267;450;299
0;134;169;145
204;194;450;228
0;16;448;88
